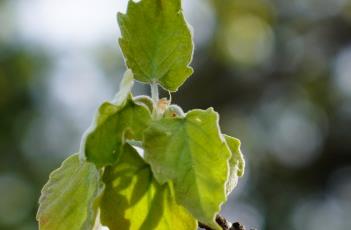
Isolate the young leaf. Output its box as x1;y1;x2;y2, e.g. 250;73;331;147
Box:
112;69;134;105
37;154;101;230
144;109;231;229
81;68;151;167
134;95;154;113
164;104;185;118
100;144;197;230
84;98;151;167
118;0;194;91
224;135;245;195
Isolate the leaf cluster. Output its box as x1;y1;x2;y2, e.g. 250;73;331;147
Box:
37;0;245;229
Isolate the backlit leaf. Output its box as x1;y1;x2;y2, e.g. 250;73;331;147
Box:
100;145;197;230
144;109;231;229
37;154;101;230
112;69;134;105
83;98;151;167
81;69;151;167
118;0;194;91
134;95;154;113
224;135;245;195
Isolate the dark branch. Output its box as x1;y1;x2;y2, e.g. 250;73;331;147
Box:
198;215;249;230
232;222;246;230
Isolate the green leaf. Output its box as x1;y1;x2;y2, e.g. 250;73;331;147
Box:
118;0;194;91
83;98;151;167
37;154;101;230
112;69;134;105
100;145;197;230
134;95;154;113
81;68;151;167
224;135;245;195
144;109;231;229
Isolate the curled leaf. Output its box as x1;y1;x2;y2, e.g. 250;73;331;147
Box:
224;135;245;195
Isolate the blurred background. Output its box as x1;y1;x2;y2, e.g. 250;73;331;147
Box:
1;0;351;229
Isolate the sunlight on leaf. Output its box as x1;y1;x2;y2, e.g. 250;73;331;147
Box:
112;69;134;105
134;95;154;113
144;108;231;229
224;135;245;195
84;98;151;167
100;145;197;230
37;154;101;230
118;0;194;91
81;69;151;167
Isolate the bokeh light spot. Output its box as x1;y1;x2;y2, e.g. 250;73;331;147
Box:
222;15;274;67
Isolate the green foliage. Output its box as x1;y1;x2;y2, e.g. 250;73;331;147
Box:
37;154;101;230
224;135;245;195
134;95;154;113
118;0;194;92
37;0;245;229
100;145;196;230
83;69;152;167
84;98;151;167
144;109;231;228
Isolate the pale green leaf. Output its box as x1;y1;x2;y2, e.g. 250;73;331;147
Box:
80;69;150;167
134;95;154;113
37;154;101;230
224;135;245;195
118;0;194;91
144;108;231;229
112;69;134;105
100;145;197;230
84;98;151;167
